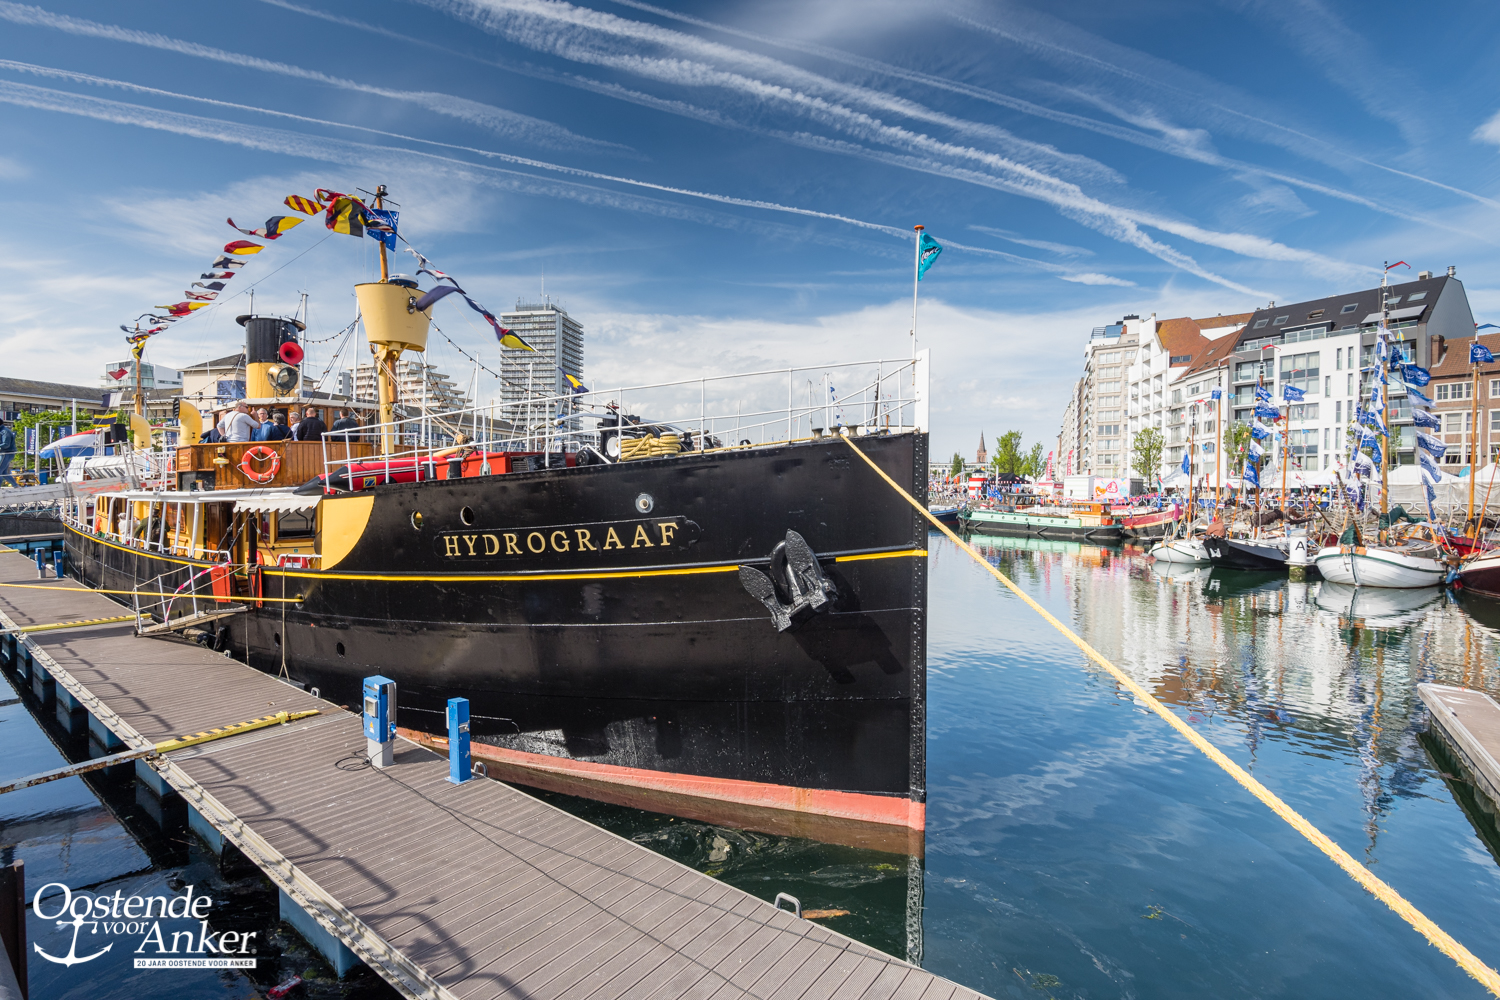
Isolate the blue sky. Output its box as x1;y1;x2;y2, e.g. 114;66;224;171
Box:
2;0;1498;460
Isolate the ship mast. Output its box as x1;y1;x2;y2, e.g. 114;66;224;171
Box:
1471;323;1482;535
373;184;398;456
354;183;433;460
1379;266;1390;542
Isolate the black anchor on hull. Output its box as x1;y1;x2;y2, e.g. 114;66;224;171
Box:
738;530;839;632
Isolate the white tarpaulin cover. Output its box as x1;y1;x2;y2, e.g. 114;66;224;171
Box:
232;493;322;514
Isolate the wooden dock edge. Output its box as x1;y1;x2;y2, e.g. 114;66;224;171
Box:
0;604;454;1000
1419;683;1500;809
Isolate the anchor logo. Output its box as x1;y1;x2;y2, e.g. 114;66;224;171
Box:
33;912;112;967
30;883;112;967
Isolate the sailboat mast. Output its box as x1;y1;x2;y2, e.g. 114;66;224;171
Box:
1187;402;1195;523
1471;331;1482;534
1379;266;1390;537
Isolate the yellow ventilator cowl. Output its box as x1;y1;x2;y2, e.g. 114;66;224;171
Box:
356;281;431;353
129;412;152;449
178;399;202;443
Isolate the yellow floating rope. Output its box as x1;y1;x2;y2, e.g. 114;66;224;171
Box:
839;432;1500;996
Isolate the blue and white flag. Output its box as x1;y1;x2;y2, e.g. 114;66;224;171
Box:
1282;384;1305;402
1376;336;1389;362
1402;363;1432;386
364;208;398;251
1180;452;1191;474
1411;407;1441;430
1248;439;1264;459
916;231;943;279
1354;452;1375;476
1419;451;1442;482
1255;402;1280;420
1417;430;1448;459
1369;438;1383;467
1425;483;1438;522
1369;384;1384;412
1210;388;1222;401
1408;385;1433;407
1255;385;1272;402
1473;343;1495;365
1251;420;1272;440
1243;463;1259;488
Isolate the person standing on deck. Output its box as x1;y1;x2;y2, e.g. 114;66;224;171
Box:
263;410;292;441
253;407;274;441
221;401;259;443
295;406;326;442
0;420;15;487
330;408;361;441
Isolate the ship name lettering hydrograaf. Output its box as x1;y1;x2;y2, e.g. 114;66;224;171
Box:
434;516;697;560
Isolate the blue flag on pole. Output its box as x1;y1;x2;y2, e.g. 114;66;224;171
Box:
1407;385;1433;407
1282;384;1305;402
1251;421;1272;440
1210;387;1222;401
1180;452;1190;474
1401;363;1432;386
1255;385;1272;402
917;231;943;279
1473;343;1495;365
1411;407;1440;430
1243;463;1259;488
1255;402;1280;420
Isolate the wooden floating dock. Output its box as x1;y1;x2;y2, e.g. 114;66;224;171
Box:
1420;683;1500;810
0;547;984;1000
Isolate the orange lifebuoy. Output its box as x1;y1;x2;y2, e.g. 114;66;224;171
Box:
239;444;281;484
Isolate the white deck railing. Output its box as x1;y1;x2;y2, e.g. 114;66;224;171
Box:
317;352;930;487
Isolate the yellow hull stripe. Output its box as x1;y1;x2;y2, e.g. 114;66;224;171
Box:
65;523;926;584
835;548;927;563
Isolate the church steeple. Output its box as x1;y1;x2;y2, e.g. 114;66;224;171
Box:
976;431;987;465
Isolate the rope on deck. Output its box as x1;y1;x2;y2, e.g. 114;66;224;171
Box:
840;430;1500;997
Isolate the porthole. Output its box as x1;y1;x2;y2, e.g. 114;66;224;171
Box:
635;493;654;514
460;506;475;525
411;511;424;530
336;641;346;657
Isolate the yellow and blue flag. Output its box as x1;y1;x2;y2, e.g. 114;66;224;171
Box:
228;215;303;240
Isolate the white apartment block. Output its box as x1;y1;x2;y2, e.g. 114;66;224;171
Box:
1179;269;1476;480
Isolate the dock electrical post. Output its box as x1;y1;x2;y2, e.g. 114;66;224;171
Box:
446;697;472;785
362;675;396;768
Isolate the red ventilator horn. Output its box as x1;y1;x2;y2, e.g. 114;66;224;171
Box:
278;341;305;365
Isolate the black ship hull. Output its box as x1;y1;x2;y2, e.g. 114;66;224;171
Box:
67;432;929;848
1204;536;1288;571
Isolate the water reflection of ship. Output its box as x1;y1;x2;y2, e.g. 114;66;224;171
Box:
1148;560;1211;585
1314;582;1444;628
1455;590;1500;634
1202;568;1286;599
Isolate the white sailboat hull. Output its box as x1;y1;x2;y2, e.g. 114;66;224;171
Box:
1150;538;1209;563
1313;546;1446;589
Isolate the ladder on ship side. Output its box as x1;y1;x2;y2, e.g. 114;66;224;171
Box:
132;563;247;637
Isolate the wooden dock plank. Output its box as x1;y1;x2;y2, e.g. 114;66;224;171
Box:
0;548;983;1000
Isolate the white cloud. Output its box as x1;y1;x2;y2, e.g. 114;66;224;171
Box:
1474;111;1500;147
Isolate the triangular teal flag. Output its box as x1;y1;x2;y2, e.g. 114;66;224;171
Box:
917;231;943;279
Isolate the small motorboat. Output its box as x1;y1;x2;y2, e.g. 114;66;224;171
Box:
1457;546;1500;598
927;503;964;526
1149;520;1209;563
1203;534;1289;571
1314;524;1448;589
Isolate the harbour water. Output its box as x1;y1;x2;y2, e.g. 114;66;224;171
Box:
9;530;1500;997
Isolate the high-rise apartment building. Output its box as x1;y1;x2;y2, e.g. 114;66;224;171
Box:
349;359;469;413
497;300;585;415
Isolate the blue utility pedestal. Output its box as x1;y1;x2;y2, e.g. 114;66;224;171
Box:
362;675;396;768
447;697;472;784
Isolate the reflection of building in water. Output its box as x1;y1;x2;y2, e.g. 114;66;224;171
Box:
970;535;1500;843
